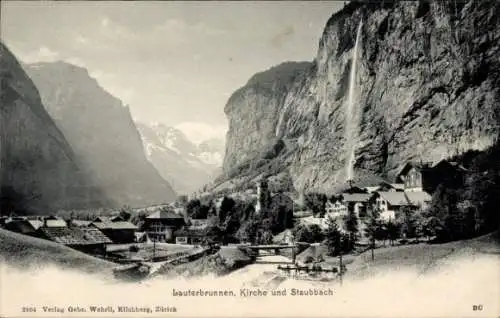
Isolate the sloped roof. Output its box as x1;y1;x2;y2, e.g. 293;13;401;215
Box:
377;191;411;206
110;215;125;222
93;216;111;223
79;227;113;244
342;193;372;203
45;219;67;227
71;220;92;227
397;161;433;177
146;210;184;220
5;220;38;234
27;219;43;230
40;227;111;245
405;191;432;206
390;183;405;190
432;159;468;172
92;221;137;230
40;227;86;245
363;186;380;193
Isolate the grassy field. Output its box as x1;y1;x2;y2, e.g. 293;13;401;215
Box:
0;229;115;275
346;231;500;278
292;232;500;277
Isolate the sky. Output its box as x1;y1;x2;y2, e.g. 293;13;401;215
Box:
1;1;343;143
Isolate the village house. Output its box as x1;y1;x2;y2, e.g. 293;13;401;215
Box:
3;215;67;236
4;217;42;236
325;200;348;216
174;218;221;245
174;228;207;245
91;221;137;244
3;215;111;254
396;161;434;193
369;190;432;221
143;209;186;243
404;191;433;211
428;159;468;191
37;225;112;255
341;193;372;218
363;182;405;193
370;191;411;221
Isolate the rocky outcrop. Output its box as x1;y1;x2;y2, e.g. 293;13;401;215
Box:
223;61;313;174
136;123;223;195
25;62;177;207
0;43;109;214
220;0;500;194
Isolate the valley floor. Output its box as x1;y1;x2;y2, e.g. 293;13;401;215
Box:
1;229;499;317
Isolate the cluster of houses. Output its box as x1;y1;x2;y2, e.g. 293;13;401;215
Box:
0;207;212;256
322;159;468;224
0;158;467;255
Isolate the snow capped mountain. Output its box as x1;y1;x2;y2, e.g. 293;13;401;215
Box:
136;122;224;195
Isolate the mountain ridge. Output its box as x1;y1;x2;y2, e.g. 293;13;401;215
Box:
0;43;110;214
25;61;177;207
136;122;223;195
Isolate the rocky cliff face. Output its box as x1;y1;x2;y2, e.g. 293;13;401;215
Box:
25;62;177;207
0;43;109;214
220;0;500;194
136;122;223;195
223;61;313;173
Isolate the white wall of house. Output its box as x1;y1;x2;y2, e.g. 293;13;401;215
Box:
325;201;348;216
373;197;396;221
402;167;423;192
176;236;188;244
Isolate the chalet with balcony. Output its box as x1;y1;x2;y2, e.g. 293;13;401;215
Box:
341;193;372;218
396;161;434;193
143;210;186;243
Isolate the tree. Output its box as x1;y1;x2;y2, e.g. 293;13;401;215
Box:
324;216;343;256
364;212;380;260
131;211;148;231
257;179;271;217
421;215;441;241
292;223;324;243
186;199;202;218
386;220;400;246
219;196;236;223
343;208;359;251
119;205;132;221
304;192;328;217
269;193;294;232
259;230;274;245
400;206;418;239
177;195;189;207
236;218;259;244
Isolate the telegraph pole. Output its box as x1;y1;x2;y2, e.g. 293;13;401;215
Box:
339;251;343;286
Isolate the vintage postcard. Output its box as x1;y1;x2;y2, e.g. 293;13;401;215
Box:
0;0;499;317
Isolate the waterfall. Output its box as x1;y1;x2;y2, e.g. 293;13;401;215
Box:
344;20;363;182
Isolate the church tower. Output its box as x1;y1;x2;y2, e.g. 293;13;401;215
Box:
255;178;270;217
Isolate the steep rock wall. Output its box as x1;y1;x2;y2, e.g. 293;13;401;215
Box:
0;43;109;214
26;62;177;207
221;1;500;193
